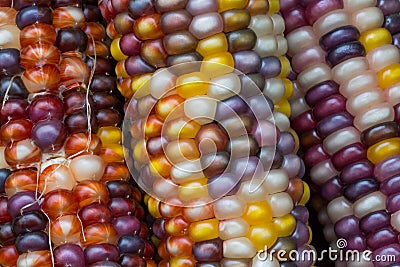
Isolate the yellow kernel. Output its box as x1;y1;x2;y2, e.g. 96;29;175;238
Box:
247;223;278;251
97;126;122;144
147;197;162;218
274;99;291;117
279;56;291;78
367;137;400;164
176;72;209;99
201;52;234;79
377;63;400;89
178;179;209;201
242;201;273;225
110;38;128;61
218;0;249;12
188;218;219;242
273;214;296;237
359;28;392;53
268;0;280;14
196;33;228;57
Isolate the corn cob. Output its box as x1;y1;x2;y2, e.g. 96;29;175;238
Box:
284;0;400;266
101;0;312;266
0;1;153;266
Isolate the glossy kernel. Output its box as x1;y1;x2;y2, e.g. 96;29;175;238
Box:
242;201;273;225
196;33;228;57
246;223;278;251
359;28;392;53
218;0;249;12
176;72;209;99
377;63;400;89
188;218;219;242
367;137;400;164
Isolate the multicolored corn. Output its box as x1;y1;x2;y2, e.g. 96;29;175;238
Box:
100;0;312;266
285;0;400;266
0;1;153;266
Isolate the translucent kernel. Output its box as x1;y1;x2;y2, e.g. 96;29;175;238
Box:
201;52;235;78
196;33;228;57
178;179;209;201
176;72;209;99
188;218;219;242
247;223;278;251
242;201;273;225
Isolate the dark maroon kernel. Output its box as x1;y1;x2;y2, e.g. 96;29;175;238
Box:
119;33;142;57
326;41;365;67
13;0;51;10
55;28;88;53
343;178;379;202
304;0;343;25
281;6;308;34
120;254;146;267
54;244;84;267
93;92;122;110
372;244;400;267
331;143;366;171
7;191;41;218
106;181;134;199
84;244;119;265
11;210;47;235
0;99;29;124
0;222;16;246
291;206;309;224
90;75;116;92
83;4;103;22
316;112;353;139
16;6;53;29
344;235;366;251
320;176;342;201
360;210;390;234
387;192;400;213
0;49;22;78
313;94;346;121
305;80;339;107
15;231;50;254
193;239;223;262
96;109;122;127
340;159;374;184
64;111;98;134
303;144;330;167
108;198;135;217
334;215;360;239
125;56;155;76
291;110;316;134
117;235;145;255
367;227;398;250
381;175;400;195
29;94;64;123
86;57;113;75
31;119;67;152
361;121;400;147
51;0;80;8
378;0;400;16
319;25;360;51
0;76;28;101
63;90;93;115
